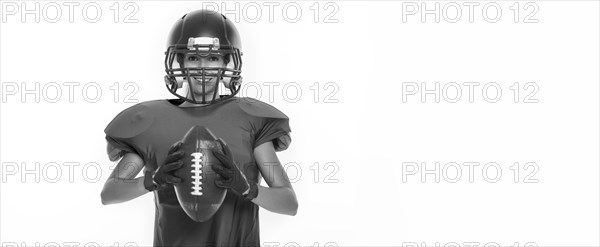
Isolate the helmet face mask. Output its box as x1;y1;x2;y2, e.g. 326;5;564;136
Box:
164;10;242;105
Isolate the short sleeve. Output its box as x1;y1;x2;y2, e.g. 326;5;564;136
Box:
105;135;138;162
103;102;155;162
254;117;292;152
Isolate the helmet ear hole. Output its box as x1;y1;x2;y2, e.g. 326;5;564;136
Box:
173;58;185;88
164;75;183;89
223;77;241;90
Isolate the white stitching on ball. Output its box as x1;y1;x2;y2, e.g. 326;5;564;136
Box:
190;152;203;196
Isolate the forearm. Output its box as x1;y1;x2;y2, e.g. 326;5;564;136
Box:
250;185;298;216
101;176;148;205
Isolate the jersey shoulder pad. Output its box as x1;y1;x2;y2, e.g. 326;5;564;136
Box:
238;97;288;119
104;100;162;139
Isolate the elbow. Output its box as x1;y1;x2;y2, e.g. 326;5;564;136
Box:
100;181;114;205
100;189;110;205
287;189;298;216
289;203;298;216
285;200;298;216
101;190;119;205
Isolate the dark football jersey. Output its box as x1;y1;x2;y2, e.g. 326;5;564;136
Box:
104;97;292;247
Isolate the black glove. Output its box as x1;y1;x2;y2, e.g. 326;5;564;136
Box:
211;138;258;199
144;141;185;191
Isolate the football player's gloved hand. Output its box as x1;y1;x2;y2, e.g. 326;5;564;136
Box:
211;138;258;200
144;141;185;192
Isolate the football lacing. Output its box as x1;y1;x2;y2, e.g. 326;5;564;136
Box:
190;152;203;196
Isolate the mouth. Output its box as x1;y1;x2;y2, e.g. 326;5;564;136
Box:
186;77;217;84
187;77;219;95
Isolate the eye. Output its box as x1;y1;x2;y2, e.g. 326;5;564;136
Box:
187;55;199;62
209;56;221;62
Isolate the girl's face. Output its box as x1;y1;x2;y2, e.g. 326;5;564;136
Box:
182;53;227;99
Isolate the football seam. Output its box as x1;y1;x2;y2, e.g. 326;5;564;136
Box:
190;152;203;196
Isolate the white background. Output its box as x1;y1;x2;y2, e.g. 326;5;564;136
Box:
1;1;598;246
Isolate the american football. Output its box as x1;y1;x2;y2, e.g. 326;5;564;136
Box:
174;125;227;222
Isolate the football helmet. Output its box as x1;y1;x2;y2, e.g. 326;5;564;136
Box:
164;10;242;105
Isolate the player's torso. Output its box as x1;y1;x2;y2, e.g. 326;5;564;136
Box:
136;98;261;205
